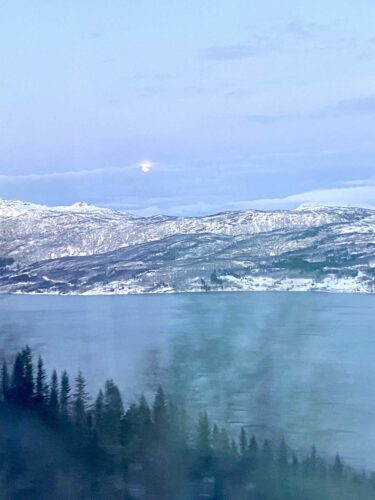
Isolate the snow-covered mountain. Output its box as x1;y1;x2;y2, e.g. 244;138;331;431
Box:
1;199;374;294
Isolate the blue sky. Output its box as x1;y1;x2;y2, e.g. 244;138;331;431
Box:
0;0;374;214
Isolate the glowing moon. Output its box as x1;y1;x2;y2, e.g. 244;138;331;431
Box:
140;160;152;173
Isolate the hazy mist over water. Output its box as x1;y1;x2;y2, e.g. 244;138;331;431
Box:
0;292;374;469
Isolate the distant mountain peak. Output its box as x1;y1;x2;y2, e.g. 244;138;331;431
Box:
70;201;95;209
295;203;337;211
0;198;374;294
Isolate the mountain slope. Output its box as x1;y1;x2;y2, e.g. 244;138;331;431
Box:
0;199;374;294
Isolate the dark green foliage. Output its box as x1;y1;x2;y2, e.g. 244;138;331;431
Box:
239;427;247;456
59;370;70;423
333;452;344;478
152;385;168;438
34;355;48;410
94;389;104;428
48;370;59;425
7;347;34;406
72;370;89;428
1;361;9;401
21;346;34;404
99;379;123;444
1;347;375;500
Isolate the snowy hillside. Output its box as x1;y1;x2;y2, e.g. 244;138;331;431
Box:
0;199;374;294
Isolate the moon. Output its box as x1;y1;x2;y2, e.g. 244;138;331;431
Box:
140;160;152;173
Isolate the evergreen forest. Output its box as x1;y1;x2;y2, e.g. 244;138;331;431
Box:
1;346;374;499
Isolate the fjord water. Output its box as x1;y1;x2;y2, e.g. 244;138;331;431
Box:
0;292;374;468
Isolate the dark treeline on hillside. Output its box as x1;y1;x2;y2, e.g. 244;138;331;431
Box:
1;347;375;499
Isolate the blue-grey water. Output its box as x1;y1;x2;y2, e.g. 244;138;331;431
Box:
0;292;374;469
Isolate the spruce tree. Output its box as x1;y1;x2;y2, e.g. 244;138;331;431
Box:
48;370;59;425
1;361;9;401
248;435;258;469
35;355;48;410
153;386;167;425
138;394;152;447
72;370;89;428
21;346;34;404
239;427;247;456
101;379;123;444
121;403;139;447
95;389;104;429
153;386;168;441
138;394;151;428
212;423;220;452
333;453;343;479
60;370;71;423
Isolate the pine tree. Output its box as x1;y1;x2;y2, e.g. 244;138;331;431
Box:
21;346;34;403
333;453;343;479
35;355;48;410
60;370;71;423
72;370;89;428
101;379;123;443
95;389;104;429
1;361;9;401
48;370;59;425
138;394;152;446
104;380;123;416
121;403;139;447
153;387;167;424
248;435;258;468
212;423;220;451
138;394;151;428
239;427;247;456
153;386;168;440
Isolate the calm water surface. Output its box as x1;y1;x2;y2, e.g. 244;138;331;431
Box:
0;292;374;468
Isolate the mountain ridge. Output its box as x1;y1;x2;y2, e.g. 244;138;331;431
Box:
1;199;374;294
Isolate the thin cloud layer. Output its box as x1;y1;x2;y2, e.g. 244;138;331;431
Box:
331;96;375;115
237;179;375;210
202;44;262;61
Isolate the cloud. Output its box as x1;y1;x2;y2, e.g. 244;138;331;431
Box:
0;167;123;183
202;44;263;61
0;164;167;184
108;179;375;215
329;96;375;116
201;21;328;63
244;95;375;125
285;21;314;38
246;114;292;124
229;178;375;210
202;19;375;67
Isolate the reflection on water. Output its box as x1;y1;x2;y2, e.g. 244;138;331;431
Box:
0;292;374;468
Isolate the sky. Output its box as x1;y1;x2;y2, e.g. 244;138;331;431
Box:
0;0;374;215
